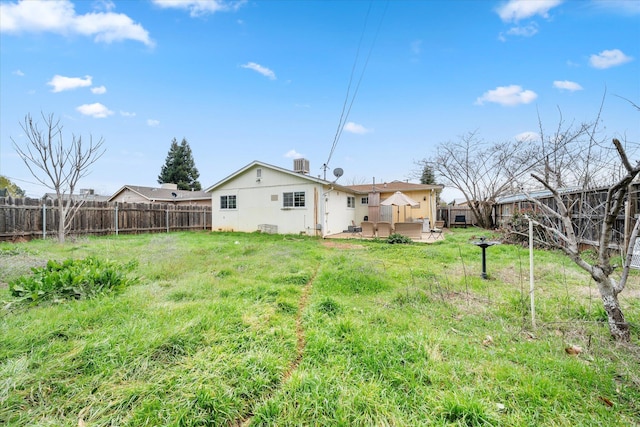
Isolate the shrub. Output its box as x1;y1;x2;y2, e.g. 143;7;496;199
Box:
9;256;138;304
501;208;548;247
386;233;413;244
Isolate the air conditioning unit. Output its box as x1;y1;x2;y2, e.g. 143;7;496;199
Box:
293;158;310;174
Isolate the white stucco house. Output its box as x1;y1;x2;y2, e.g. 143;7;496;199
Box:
205;159;443;237
205;160;363;236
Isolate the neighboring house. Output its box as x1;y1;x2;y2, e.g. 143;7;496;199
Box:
108;184;210;206
43;188;110;202
346;180;443;229
206;160;444;236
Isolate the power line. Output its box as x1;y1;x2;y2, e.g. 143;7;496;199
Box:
324;1;388;179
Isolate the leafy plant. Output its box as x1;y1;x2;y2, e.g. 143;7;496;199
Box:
9;256;138;304
386;233;413;244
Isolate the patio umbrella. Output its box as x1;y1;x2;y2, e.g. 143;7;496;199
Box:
380;191;420;222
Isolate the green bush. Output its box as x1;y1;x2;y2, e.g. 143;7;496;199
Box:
9;256;138;304
386;233;413;244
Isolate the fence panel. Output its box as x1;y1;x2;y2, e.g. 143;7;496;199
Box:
0;197;212;241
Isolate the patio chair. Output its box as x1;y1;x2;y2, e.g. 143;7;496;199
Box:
429;226;444;240
376;221;393;238
360;221;375;238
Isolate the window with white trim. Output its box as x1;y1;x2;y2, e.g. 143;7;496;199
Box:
361;196;369;205
283;191;305;207
220;195;236;209
347;196;355;208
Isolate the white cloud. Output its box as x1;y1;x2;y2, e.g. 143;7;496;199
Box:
241;62;276;80
505;22;539;37
95;0;116;12
152;0;246;17
48;75;92;92
120;111;136;117
147;119;160;127
91;85;107;94
343;122;372;134
589;49;632;69
284;149;304;159
76;102;113;118
553;80;583;91
13;69;24;76
475;85;538;106
515;131;539;142
496;0;563;22
591;0;640;15
0;0;153;46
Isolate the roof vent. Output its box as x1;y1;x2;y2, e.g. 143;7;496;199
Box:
293;158;310;174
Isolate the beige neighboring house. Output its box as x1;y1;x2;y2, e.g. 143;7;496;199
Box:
108;184;211;206
346;181;443;229
205;159;444;236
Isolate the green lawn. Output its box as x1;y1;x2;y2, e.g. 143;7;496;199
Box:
1;229;639;426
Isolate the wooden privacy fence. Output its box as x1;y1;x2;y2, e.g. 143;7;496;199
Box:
437;207;477;228
0;197;212;241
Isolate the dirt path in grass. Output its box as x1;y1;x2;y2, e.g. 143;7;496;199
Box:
235;265;319;427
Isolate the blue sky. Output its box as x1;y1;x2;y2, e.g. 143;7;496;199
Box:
1;0;638;201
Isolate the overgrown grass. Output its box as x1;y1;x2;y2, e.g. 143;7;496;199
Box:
1;229;639;426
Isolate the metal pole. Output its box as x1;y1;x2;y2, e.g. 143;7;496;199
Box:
42;202;46;239
115;203;119;236
166;207;169;233
481;247;487;279
529;217;536;329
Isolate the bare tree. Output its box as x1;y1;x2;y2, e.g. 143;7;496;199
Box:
11;113;105;243
418;130;536;228
525;138;638;342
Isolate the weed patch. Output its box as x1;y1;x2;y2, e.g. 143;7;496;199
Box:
8;257;138;305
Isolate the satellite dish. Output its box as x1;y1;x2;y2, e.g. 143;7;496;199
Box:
333;168;344;179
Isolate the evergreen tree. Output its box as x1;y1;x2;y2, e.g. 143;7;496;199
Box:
0;175;26;197
158;138;201;190
419;164;436;185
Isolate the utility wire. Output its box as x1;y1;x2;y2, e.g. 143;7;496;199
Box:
324;1;388;178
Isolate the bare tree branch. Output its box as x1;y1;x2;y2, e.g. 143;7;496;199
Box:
11;113;105;243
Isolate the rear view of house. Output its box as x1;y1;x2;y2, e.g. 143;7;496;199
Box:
205;160;363;236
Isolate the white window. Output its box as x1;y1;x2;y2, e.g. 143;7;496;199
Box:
220;195;236;209
347;196;356;208
283;191;305;208
361;196;369;205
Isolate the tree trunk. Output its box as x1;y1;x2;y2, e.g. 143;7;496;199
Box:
58;204;66;244
472;201;494;229
596;277;630;342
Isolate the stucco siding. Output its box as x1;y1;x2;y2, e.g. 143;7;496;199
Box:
211;165;324;234
321;189;356;236
111;192;148;204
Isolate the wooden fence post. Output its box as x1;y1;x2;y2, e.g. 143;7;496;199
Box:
42;202;46;240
